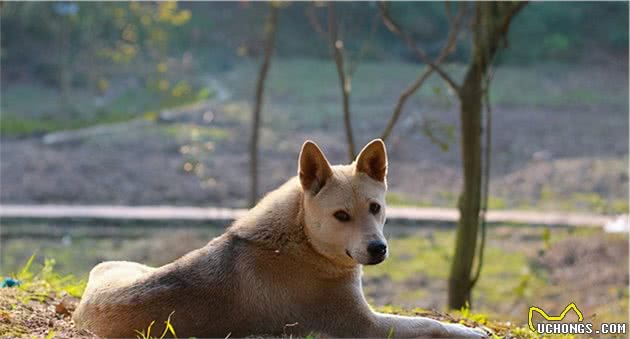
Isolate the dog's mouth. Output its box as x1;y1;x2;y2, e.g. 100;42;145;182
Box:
345;249;387;265
364;255;387;265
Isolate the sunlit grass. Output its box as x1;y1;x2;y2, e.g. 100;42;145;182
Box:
135;311;177;339
13;254;86;299
224;59;626;117
0;82;212;136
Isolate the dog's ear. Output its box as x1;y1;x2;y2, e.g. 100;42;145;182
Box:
354;139;388;182
298;140;333;195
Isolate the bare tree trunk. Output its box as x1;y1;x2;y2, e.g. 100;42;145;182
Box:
447;2;526;310
249;5;279;207
328;3;356;161
448;62;484;309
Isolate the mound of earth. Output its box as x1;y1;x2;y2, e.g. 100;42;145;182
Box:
535;234;629;318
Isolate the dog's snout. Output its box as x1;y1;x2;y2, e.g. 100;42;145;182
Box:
367;240;387;256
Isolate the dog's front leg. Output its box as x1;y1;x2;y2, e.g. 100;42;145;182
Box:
369;312;487;338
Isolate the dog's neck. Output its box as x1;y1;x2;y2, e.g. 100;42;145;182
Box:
229;177;305;245
228;177;359;278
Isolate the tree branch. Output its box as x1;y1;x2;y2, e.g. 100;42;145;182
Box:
347;10;380;77
249;4;279;207
378;2;461;94
329;3;356;160
495;1;528;48
380;3;466;141
305;4;327;40
470;1;525;290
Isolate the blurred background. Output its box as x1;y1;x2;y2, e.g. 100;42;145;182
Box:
1;1;628;328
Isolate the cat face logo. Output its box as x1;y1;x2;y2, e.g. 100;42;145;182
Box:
528;303;584;333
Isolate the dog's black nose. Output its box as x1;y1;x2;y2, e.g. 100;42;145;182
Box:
367;240;387;257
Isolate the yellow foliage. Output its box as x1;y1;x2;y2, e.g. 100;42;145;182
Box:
122;24;138;43
171;81;191;97
141;15;152;26
157;1;191;26
156;62;168;73
158;79;170;92
97;79;109;93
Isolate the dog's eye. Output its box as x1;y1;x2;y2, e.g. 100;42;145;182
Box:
333;210;351;222
369;202;381;215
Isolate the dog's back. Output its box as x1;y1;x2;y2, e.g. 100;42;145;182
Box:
73;234;245;337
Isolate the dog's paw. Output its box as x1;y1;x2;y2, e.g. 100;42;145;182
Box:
444;323;489;338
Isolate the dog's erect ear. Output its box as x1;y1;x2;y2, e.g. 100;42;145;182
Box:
298;140;333;195
354;139;388;182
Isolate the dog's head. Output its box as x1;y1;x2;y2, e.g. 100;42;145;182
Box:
299;139;388;266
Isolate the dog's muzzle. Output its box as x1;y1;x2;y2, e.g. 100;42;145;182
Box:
365;240;387;265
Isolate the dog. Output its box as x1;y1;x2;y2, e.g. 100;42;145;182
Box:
73;139;486;338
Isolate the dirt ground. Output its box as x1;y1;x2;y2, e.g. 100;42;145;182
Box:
1;101;627;211
0;288;95;339
1;61;628;211
0;286;505;339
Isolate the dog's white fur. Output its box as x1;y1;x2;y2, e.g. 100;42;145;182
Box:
73;139;486;338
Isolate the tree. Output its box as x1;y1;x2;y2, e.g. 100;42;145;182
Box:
378;3;465;143
328;3;356;160
380;1;527;310
307;3;380;161
249;3;280;207
0;2;191;94
447;2;526;310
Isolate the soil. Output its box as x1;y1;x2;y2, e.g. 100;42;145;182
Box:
0;288;96;339
534;234;629;319
1;100;627;211
0;285;506;339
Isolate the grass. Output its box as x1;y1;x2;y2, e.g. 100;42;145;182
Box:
221;59;627;131
0;254;536;339
386;192;432;207
363;226;628;327
12;254;86;299
375;304;542;339
386;191;509;210
1;81;212;137
135;311;177;339
538;184;629;214
2;226;627;338
0;254;91;338
388;188;628;214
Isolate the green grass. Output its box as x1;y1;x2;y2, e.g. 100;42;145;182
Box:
387;191;509;210
386;192;432;207
538;185;629;214
12;254;86;300
375;304;542;339
3;59;625;137
135;311;177;339
221;59;627;132
1;82;212;136
2;225;626;338
364;229;545;321
162;124;232;143
3;253;534;339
